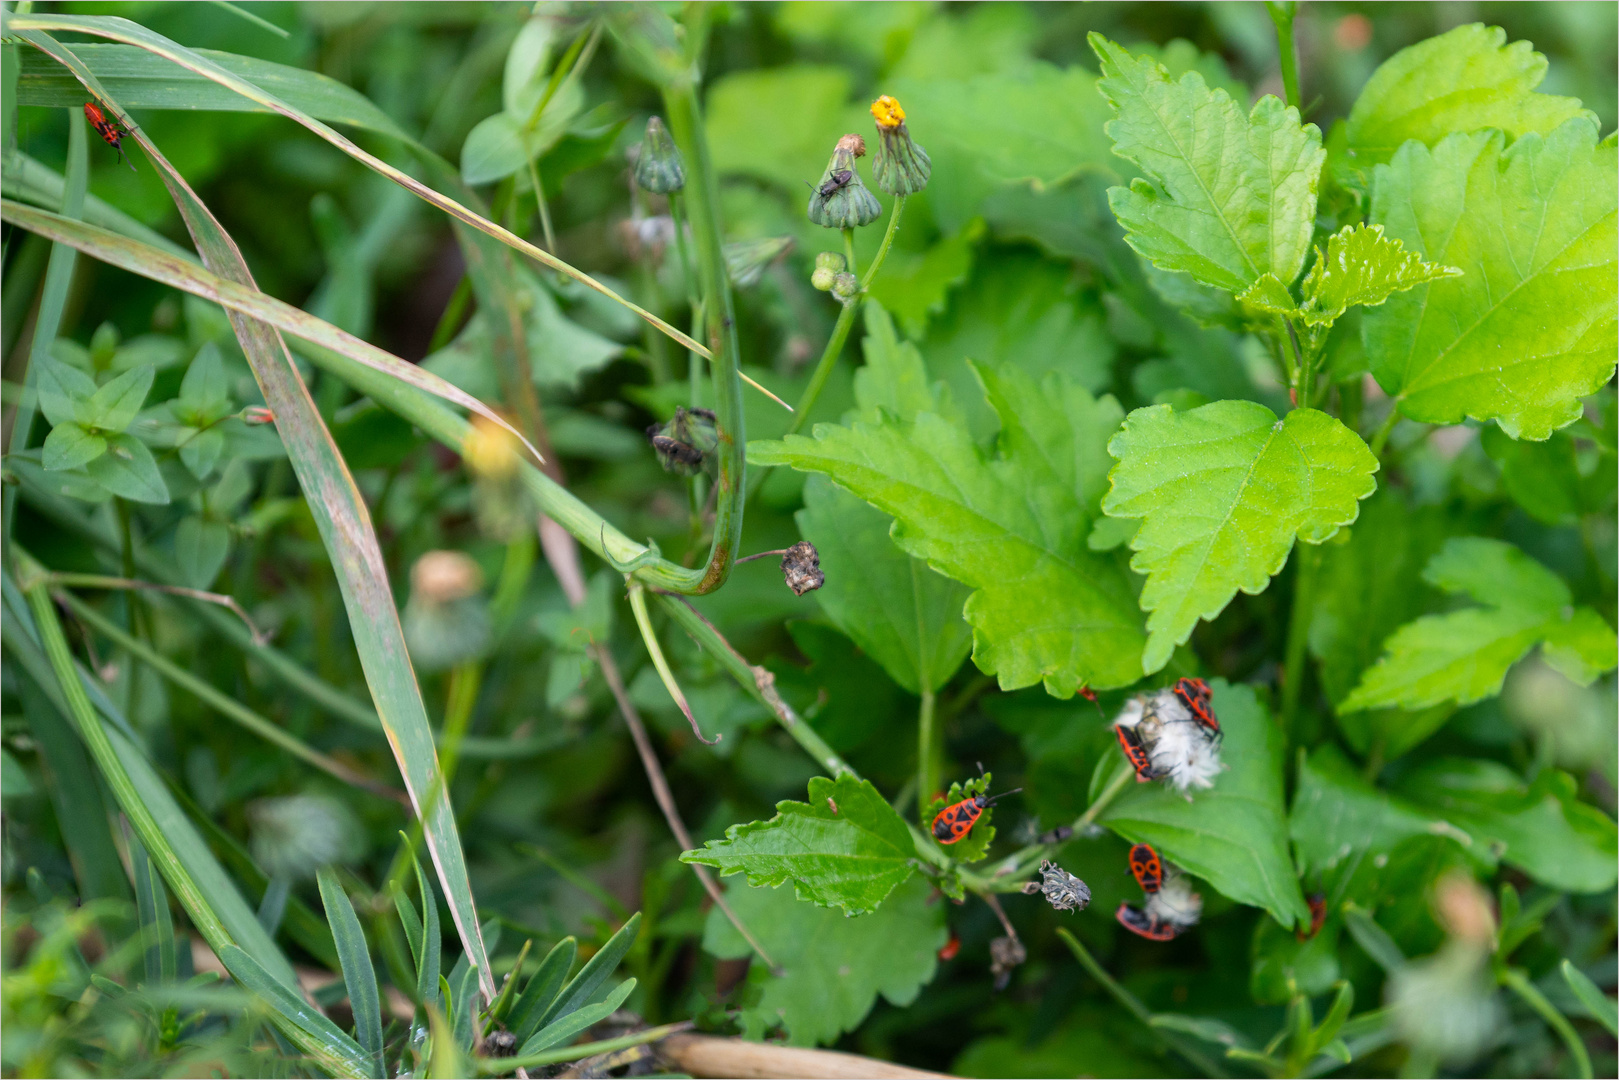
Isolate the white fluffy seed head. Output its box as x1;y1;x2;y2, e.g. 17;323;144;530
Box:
1146;871;1203;928
1112;695;1146;730
1134;689;1222;794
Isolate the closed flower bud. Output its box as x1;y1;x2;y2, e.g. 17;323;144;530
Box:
815;251;846;273
404;551;491;671
633;116;685;194
811;266;837;291
240;405;276;425
807;136;881;229
830;272;860;302
870;95;931;196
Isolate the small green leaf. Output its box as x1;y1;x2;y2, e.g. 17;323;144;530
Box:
85;433;168;504
702;875;945;1047
1100;681;1311;929
35;357;97;428
176;342;233;422
920;772;997;866
458;82;582;186
219;943;372;1079
83;363;154;432
1090;33;1324;293
683;775;916;915
535;913;639;1031
41;422;106;471
797;476;971;696
1342;538;1616;711
1364;121;1616;440
1235;273;1300;318
1103;402;1378;673
412;857;442;1008
317;868;385;1079
518;978;635;1056
1561;960;1619;1037
508;937;576;1044
751;361;1144;695
1250;914;1339;1005
1343;24;1593;170
1298;224;1461;326
1340;907;1405;973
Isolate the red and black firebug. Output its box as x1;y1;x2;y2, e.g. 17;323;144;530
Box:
930;768;1021;846
1128;843;1163;894
1172;677;1220;738
84;102;137;172
1114;723;1160;782
1116;902;1183;941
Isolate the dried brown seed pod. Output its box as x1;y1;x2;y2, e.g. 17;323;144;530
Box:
780;540;824;596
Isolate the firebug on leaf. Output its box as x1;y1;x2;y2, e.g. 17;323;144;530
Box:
1128;843;1163;894
1172;677;1220;738
1116;902;1183;941
930;767;1021;845
84;102;137;172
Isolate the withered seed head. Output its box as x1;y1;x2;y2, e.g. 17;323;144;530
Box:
780;540;824;596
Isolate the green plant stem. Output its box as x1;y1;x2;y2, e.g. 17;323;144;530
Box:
1057;929;1228;1078
1267;2;1301;111
524;156;556;254
1287;318;1312;409
842;227;858;280
862;196;904;290
56;589;405;803
628;581;715;744
1280;542;1319;741
1500;966;1594;1080
667;195;703;401
659;79;745;595
917;686;937;814
984;766;1135;890
1369;407;1400;458
477;1020;693;1074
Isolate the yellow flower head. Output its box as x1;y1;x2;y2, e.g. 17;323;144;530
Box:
871;95;906;129
463;414;520;480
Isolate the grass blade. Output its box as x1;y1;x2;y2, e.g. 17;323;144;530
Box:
3;12;707;359
16;43;406;139
55;587;406;803
414;856;443;1007
8;26;497;1001
318;869;386;1078
509;937;576;1044
1561;959;1619;1036
480;1021;691;1075
219;944;372;1079
4;566;296;989
129;828;177;986
519;977;636;1056
0;199;544;469
537;914;640;1031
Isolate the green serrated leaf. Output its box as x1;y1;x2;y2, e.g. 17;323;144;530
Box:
1100;681;1311;928
797;476;971;696
1090;33;1323;294
1235;273;1300;318
683;775;916;915
1298;224;1461;326
1343;24;1593;170
1342;538;1616;711
1364;121;1616;440
702;875;945;1047
1103;401;1378;673
41;422;106;471
752;360;1142;694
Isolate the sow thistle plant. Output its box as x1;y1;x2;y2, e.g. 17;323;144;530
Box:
0;4;1614;1078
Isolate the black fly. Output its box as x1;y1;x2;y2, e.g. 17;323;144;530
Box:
814;169;853;198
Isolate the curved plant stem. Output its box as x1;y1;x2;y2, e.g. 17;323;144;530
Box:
842;227;858;280
628;581;717;745
1501;966;1594;1080
659;79;746;595
986;766;1134;889
46;571;268;643
1369;407;1400;458
862;196;905;290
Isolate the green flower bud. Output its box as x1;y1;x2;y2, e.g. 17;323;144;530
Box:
633;116;685;194
811;266;837;291
870;95;931;196
830;272;860;302
725;236;793;289
807;134;882;229
815;251;846;273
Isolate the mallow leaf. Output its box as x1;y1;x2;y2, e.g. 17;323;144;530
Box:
1364;120;1617;440
1097;681;1311;929
797;476;972;696
1089;33;1324;294
1298;224;1461;327
681;774;917;915
751;361;1145;695
1103;402;1378;674
1342;537;1618;711
1344;23;1593;170
703;875;945;1047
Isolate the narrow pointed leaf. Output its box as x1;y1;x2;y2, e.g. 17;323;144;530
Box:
519;978;636;1056
317;869;385;1078
537;913;639;1030
219;944;372;1079
510;937;577;1044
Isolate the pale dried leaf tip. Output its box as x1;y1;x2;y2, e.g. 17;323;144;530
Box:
780;541;824;596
